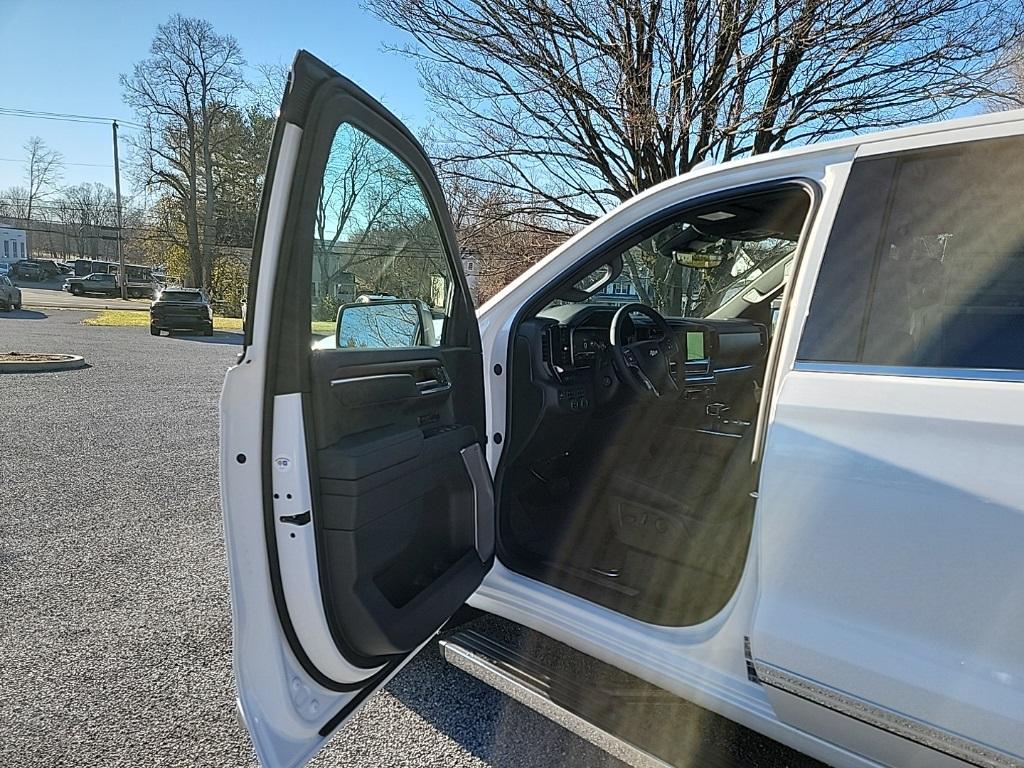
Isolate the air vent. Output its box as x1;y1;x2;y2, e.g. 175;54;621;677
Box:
685;360;712;377
541;330;552;362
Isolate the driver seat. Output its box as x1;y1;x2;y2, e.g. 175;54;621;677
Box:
603;425;757;580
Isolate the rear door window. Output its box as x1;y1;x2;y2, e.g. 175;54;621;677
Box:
161;291;204;302
799;134;1024;371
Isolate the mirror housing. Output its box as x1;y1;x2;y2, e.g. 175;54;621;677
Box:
335;299;435;349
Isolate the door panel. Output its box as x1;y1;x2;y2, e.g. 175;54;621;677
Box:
752;133;1024;768
309;346;488;660
221;50;491;767
754;371;1024;767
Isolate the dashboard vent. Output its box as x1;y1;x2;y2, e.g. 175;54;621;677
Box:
541;330;551;362
685;360;712;377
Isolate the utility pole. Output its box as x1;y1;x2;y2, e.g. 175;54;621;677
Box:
112;120;126;300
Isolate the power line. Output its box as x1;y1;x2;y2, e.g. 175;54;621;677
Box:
0;157;113;168
0;107;143;129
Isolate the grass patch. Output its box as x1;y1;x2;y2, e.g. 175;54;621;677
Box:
83;310;243;331
83;310;149;327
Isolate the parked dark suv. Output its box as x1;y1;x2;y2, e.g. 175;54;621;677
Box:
10;261;48;282
150;289;214;336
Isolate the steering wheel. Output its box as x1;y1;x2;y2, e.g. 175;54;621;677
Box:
609;303;684;398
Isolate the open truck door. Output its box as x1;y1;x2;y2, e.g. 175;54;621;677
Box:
220;50;493;768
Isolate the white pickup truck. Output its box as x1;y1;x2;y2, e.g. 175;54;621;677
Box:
220;51;1024;768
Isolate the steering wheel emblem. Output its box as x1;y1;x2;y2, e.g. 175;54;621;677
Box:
609;303;682;399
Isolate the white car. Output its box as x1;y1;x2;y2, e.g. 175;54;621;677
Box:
0;274;21;311
221;51;1024;768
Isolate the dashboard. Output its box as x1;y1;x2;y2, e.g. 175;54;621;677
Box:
542;306;725;375
532;303;767;405
568;325;708;368
504;303;769;467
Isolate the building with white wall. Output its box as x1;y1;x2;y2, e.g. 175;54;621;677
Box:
0;227;27;269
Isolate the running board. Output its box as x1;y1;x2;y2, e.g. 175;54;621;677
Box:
439;628;673;768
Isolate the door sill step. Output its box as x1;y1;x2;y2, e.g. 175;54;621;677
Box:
440;629;673;768
439;620;827;768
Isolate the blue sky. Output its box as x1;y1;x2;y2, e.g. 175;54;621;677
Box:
0;0;427;193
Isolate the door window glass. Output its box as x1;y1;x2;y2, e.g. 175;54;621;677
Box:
800;135;1024;370
310;122;453;350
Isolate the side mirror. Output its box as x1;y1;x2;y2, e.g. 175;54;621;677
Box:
335;300;429;349
673;250;725;269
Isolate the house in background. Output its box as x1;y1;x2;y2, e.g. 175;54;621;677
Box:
461;250;480;297
0;227;27;270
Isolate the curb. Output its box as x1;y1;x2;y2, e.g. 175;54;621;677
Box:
0;355;87;373
26;304;151;313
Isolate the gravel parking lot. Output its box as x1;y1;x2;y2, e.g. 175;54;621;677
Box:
0;310;618;768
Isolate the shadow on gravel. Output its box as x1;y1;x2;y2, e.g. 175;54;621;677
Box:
388;645;623;768
169;331;242;346
0;310;48;320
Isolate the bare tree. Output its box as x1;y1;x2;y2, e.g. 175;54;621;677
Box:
122;14;246;288
247;62;289;117
56;183;120;259
371;0;1024;225
23;136;64;222
0;186;31;221
987;43;1024;108
443;173;566;303
312;126;416;305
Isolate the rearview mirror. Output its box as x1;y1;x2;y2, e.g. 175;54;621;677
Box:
673;250;725;269
336;300;427;349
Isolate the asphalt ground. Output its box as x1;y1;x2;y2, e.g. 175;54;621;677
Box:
0;310;620;768
1;309;821;768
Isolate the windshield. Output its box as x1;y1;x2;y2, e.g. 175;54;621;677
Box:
560;187;808;319
687;238;797;316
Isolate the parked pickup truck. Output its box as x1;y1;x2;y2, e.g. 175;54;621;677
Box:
220;51;1024;768
63;272;159;299
149;289;214;336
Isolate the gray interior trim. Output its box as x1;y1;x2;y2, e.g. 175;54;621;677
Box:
793;361;1024;382
460;443;495;561
440;639;673;768
753;661;1024;768
329;373;413;387
714;364;755;373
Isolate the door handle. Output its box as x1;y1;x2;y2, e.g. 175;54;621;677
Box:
416;378;451;395
416;365;451;395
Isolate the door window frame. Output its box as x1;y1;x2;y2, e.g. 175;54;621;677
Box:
266;85;477;397
492;177;822;570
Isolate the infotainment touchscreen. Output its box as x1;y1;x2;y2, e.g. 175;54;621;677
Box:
686;331;705;361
